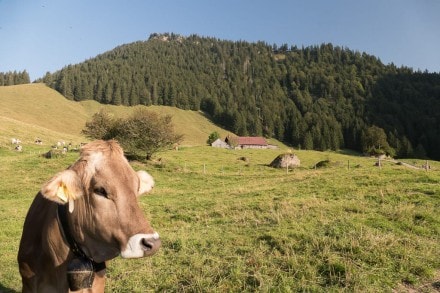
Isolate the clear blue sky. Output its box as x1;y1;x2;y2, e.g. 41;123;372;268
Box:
1;0;439;81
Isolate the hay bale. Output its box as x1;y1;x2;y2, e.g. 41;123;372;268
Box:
270;153;300;169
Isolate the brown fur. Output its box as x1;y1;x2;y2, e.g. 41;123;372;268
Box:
18;140;159;292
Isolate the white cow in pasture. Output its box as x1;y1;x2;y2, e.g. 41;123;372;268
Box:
12;138;22;144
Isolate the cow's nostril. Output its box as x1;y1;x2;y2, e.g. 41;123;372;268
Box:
141;238;154;251
121;233;161;258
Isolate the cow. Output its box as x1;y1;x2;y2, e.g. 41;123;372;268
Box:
18;140;161;292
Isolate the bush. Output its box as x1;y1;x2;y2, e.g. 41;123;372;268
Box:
82;110;114;140
114;109;183;160
82;109;183;160
361;126;395;157
206;131;220;145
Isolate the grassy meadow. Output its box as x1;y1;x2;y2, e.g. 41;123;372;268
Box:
0;84;439;292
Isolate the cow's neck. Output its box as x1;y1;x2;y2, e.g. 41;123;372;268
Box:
57;204;106;272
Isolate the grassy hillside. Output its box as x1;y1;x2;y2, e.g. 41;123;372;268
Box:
0;144;439;292
0;83;230;147
1;84;439;291
0;84;88;146
78;100;231;147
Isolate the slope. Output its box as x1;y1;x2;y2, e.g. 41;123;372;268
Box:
0;83;89;146
0;83;230;147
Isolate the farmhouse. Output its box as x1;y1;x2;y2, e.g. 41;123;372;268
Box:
212;135;278;150
236;136;268;149
224;136;270;149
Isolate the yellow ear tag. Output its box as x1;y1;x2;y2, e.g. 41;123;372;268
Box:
56;183;68;203
57;183;75;213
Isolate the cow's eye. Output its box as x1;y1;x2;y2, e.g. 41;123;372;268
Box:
94;187;108;198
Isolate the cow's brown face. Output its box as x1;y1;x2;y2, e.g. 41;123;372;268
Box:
41;140;161;263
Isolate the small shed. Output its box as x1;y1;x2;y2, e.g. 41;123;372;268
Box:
211;138;230;149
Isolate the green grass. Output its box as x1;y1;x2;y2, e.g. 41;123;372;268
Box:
0;84;439;291
1;144;439;292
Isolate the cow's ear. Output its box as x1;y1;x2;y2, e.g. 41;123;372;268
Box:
41;170;84;204
137;170;155;196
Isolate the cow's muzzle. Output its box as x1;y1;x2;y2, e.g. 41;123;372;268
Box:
121;233;161;258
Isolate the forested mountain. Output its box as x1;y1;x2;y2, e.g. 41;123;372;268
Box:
38;33;440;160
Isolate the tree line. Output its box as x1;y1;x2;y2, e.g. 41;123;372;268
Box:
0;70;30;86
37;33;440;160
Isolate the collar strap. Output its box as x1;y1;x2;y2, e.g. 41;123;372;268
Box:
57;204;106;272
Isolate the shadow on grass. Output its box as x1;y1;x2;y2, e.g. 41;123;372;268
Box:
0;283;18;293
336;149;363;156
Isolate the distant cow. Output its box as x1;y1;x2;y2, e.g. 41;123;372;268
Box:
12;138;21;144
18;140;161;292
15;145;23;151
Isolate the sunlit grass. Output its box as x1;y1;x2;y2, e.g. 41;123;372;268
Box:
0;84;439;291
1;144;439;292
0;83;230;147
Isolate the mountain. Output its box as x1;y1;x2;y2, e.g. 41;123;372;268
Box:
38;33;440;160
0;83;230;147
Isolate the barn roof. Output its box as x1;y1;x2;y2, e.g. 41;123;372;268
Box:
237;136;268;146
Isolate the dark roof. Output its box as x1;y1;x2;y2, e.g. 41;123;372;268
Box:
237;136;268;146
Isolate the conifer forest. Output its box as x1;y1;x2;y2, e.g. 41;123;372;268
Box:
37;33;440;160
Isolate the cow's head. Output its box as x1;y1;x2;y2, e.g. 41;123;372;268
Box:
40;140;160;263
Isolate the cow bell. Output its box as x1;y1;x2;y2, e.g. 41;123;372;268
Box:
67;257;95;290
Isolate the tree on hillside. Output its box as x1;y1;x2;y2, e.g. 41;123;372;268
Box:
361;126;394;156
0;70;30;85
83;109;183;160
82;110;115;140
114;109;183;160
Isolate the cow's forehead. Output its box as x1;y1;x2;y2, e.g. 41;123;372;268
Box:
74;140;135;183
80;140;124;158
86;151;105;171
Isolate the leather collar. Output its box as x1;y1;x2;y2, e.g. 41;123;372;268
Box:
57;204;106;272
